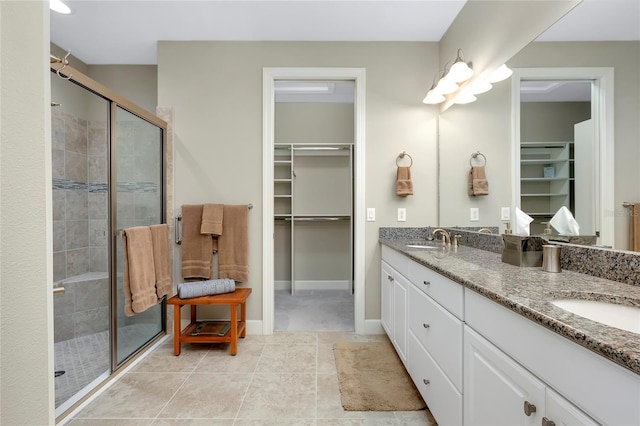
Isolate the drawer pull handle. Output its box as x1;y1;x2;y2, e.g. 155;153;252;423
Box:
422;323;430;329
423;379;430;385
523;401;537;416
423;281;430;286
542;418;556;426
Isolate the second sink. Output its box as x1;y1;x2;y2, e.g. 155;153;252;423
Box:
550;299;640;334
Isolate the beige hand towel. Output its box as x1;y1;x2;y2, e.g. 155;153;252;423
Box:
150;224;172;299
201;203;224;236
630;204;640;251
468;166;489;196
218;204;249;283
181;204;213;280
396;166;413;197
122;226;158;316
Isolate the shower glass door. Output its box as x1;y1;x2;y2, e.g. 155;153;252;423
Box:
114;106;165;365
52;73;111;413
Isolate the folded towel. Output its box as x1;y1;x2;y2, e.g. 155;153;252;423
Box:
177;278;236;299
468;166;489;196
218;204;249;283
396;166;413;197
181;204;213;280
150;224;172;299
630;204;640;251
201;203;223;236
122;227;158;316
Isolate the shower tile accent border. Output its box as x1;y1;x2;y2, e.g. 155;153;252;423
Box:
380;226;640;286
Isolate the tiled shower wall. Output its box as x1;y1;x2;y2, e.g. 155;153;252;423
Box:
52;108;109;342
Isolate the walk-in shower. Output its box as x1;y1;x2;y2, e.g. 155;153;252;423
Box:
51;56;167;417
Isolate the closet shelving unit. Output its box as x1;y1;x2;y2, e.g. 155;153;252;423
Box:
274;143;353;295
520;141;574;218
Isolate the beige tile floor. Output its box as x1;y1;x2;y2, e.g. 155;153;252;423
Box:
68;331;437;425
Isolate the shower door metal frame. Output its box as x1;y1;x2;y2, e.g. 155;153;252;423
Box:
50;62;168;417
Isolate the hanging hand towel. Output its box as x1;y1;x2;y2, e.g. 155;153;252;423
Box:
396;166;413;197
468;166;489;196
200;203;224;236
150;224;172;299
122;226;158;316
181;204;213;280
218;204;249;283
630;203;640;251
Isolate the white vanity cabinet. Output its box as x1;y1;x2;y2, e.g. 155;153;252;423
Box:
381;246;410;363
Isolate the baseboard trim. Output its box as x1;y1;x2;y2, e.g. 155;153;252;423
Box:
363;319;384;335
275;280;351;291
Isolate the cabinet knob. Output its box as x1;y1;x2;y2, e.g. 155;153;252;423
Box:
523;401;537;416
423;379;430;385
423;280;430;286
388;276;394;282
422;323;430;329
542;417;556;426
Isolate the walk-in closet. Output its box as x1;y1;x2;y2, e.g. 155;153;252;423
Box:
273;81;355;331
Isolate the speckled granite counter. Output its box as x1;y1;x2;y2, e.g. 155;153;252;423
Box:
380;238;640;375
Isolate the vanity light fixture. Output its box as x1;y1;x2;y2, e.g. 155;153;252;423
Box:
453;93;477;104
470;80;493;95
50;0;71;14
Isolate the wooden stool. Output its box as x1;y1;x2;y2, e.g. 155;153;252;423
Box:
167;287;251;356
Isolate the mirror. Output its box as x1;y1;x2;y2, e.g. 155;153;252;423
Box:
438;40;638;251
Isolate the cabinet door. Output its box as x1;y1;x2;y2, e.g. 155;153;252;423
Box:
381;261;394;337
464;326;545;426
544;388;599;426
392;272;408;363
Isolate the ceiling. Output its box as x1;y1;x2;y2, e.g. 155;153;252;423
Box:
50;0;640;66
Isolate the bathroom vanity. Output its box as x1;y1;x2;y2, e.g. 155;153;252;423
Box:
380;237;640;425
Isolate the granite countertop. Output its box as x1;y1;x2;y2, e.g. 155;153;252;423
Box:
380;238;640;375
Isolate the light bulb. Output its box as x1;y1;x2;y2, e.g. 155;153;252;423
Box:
488;64;513;83
448;61;474;83
423;90;445;104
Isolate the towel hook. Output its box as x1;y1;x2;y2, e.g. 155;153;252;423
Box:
396;151;413;167
469;151;487;167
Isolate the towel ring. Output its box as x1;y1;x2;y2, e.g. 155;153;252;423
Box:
469;151;487;167
396;152;413;167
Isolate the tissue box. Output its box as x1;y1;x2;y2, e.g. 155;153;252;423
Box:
501;235;546;267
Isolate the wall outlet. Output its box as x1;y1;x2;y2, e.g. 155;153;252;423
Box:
501;207;511;221
397;208;407;222
470;207;480;222
367;208;376;221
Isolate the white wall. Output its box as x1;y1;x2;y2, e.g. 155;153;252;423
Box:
158;41;440;321
0;1;54;424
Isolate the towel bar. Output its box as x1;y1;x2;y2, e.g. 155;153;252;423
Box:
622;202;637;208
175;203;253;245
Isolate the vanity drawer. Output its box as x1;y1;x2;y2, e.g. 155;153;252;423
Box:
408;283;463;391
382;245;409;278
408;331;463;426
408;260;463;319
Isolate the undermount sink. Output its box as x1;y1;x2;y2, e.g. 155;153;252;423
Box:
550;299;640;334
405;244;438;249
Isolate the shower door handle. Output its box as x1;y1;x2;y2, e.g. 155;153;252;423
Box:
53;286;66;296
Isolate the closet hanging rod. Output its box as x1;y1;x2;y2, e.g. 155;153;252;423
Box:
291;146;351;151
275;216;350;221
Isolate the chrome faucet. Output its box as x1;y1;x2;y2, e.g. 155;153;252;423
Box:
432;228;451;245
478;228;493;234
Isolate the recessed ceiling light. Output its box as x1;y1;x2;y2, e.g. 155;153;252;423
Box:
50;0;71;15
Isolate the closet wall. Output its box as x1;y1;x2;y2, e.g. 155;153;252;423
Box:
274;101;354;292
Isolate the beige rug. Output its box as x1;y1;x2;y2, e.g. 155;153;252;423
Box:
333;339;427;411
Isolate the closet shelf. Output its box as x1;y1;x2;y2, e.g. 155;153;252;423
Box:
521;177;567;182
522;193;569;197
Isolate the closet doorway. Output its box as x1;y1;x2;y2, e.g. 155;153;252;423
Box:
263;68;366;334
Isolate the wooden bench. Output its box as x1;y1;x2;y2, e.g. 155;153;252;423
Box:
167;287;251;356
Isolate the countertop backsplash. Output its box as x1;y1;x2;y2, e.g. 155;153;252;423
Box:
380;227;640;286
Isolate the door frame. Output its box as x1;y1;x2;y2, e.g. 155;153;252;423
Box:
511;67;614;247
262;67;366;334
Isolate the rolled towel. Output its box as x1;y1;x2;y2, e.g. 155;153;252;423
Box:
177;278;236;299
396;166;413;196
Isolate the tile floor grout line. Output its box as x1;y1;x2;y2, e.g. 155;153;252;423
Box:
231;339;265;425
151;343;213;420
